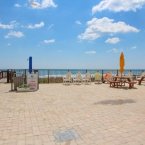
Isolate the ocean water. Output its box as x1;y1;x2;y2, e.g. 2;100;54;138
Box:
13;69;145;78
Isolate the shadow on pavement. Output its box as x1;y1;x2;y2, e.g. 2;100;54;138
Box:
94;99;136;105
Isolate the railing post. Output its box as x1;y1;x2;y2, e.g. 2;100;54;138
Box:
10;70;13;83
7;69;9;83
10;70;14;91
117;70;118;76
24;69;27;84
102;70;104;83
48;69;49;83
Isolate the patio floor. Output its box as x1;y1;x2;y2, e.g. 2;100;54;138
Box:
0;83;145;145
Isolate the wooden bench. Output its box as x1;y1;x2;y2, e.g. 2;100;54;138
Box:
110;81;121;88
127;81;136;89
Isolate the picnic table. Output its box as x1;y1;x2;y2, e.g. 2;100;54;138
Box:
110;76;136;89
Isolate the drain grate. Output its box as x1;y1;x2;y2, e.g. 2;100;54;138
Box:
54;129;79;143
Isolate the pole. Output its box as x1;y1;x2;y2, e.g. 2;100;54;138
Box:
29;56;32;73
48;69;49;84
117;70;118;76
7;70;9;83
11;70;14;91
102;70;104;83
24;69;27;84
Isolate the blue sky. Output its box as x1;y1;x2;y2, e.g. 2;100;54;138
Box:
0;0;145;69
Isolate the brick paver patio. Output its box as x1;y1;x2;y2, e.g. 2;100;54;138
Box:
0;83;145;145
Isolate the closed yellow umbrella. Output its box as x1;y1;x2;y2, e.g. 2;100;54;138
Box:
120;52;125;77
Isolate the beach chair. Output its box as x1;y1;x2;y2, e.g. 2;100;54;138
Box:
136;72;145;85
73;72;82;85
63;72;72;85
83;72;91;84
94;72;102;84
103;72;113;83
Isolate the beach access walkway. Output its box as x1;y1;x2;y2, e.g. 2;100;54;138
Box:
0;83;145;145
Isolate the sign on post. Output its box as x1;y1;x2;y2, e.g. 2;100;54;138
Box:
27;72;38;91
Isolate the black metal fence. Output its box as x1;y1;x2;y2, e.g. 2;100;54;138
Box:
1;69;145;84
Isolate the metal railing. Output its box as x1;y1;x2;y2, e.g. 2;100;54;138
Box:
1;69;145;84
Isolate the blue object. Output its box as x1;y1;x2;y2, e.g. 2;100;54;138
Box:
29;56;32;73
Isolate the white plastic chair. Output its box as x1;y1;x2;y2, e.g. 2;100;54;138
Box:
83;72;91;84
63;72;72;85
73;72;82;85
94;72;102;84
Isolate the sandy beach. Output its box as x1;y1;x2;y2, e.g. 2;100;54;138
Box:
0;83;145;145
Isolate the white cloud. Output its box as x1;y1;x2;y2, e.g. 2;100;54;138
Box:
43;39;55;44
27;21;44;29
105;37;120;44
130;46;137;50
5;31;24;38
107;48;119;53
78;17;139;41
75;20;82;25
0;21;17;29
85;51;96;54
14;3;22;7
78;32;100;41
92;0;145;14
29;0;57;9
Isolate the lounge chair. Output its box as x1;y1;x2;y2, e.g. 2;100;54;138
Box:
103;72;113;83
94;72;102;84
83;72;91;84
136;72;145;85
63;72;72;85
73;72;82;85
